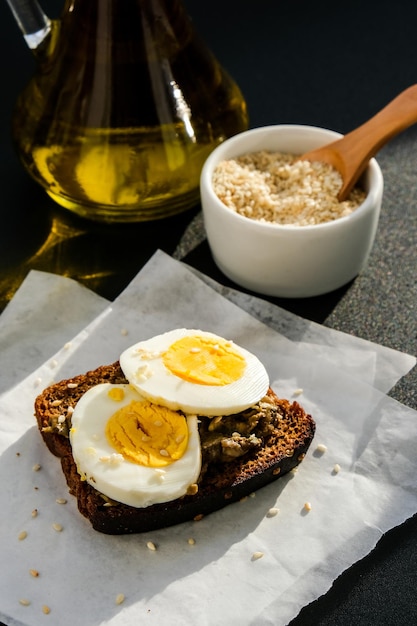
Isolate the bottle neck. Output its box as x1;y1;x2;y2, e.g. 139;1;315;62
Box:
61;0;192;33
6;0;51;49
57;0;195;65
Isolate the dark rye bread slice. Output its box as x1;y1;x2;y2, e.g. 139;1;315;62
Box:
34;362;315;534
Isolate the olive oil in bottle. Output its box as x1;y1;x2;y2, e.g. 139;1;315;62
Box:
12;0;248;222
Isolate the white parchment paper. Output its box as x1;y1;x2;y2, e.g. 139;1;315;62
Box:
0;250;416;626
0;271;109;395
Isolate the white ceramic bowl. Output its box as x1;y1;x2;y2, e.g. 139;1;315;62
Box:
200;125;383;298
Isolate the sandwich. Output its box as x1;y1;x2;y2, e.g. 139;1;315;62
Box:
34;329;315;534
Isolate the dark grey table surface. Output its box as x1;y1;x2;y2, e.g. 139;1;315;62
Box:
0;1;416;624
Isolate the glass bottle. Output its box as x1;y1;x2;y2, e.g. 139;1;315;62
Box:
8;0;248;222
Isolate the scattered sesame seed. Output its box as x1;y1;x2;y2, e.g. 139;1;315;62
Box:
67;382;78;389
159;449;169;457
146;541;157;551
266;507;279;518
42;605;51;614
187;537;196;545
109;454;123;465
55;498;67;505
32;463;41;472
19;599;30;606
333;463;341;474
249;492;256;498
186;483;198;496
18;531;27;541
52;523;63;532
29;569;39;577
51;400;62;407
115;593;125;605
303;502;312;512
293;388;304;396
135;364;153;381
49;359;58;369
31;509;38;518
63;342;72;350
251;551;264;561
193;513;204;522
34;377;42;387
316;443;328;454
121;328;129;336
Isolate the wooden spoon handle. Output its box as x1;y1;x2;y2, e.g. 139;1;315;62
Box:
335;84;417;199
301;85;417;200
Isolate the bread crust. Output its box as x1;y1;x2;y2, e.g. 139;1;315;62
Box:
34;362;315;534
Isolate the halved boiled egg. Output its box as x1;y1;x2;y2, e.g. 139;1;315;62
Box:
69;383;201;508
119;329;269;416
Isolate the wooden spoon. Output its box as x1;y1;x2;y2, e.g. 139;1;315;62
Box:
299;84;417;201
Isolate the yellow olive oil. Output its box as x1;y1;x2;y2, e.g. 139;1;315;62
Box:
20;124;230;221
12;0;248;222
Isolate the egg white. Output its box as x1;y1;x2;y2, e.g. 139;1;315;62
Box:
119;328;270;416
69;383;202;508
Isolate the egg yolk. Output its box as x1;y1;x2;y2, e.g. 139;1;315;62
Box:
162;335;246;386
105;400;189;468
107;387;126;402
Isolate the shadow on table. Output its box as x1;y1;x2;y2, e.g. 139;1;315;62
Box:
0;190;200;311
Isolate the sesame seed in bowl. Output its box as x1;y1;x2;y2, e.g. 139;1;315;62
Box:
212;150;366;226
